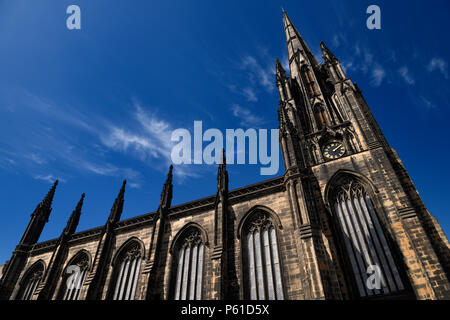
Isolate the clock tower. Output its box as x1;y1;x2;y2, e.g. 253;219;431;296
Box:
277;10;450;299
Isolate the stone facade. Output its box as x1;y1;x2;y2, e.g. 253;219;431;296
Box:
0;10;449;300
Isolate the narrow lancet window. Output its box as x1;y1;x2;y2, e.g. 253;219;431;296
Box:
17;262;44;300
244;211;284;300
59;252;89;300
330;177;405;298
109;241;142;300
303;67;321;96
314;104;330;130
172;228;204;300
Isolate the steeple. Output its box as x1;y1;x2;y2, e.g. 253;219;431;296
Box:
144;166;174;299
320;41;337;63
158;165;173;213
20;180;59;245
217;149;228;195
61;193;84;238
320;41;347;82
105;180;126;232
283;10;319;68
211;148;230;299
36;193;85;300
31;180;58;221
276;58;286;81
86;180;127;299
0;180;58;300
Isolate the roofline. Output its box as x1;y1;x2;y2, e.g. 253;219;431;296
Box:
30;175;285;254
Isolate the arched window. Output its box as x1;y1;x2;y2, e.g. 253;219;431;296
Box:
314;104;329;130
108;240;143;300
58;251;90;300
171;227;205;300
16;261;44;300
242;210;284;300
328;175;405;298
302;67;320;96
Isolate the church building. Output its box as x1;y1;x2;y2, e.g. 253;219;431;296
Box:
1;11;449;300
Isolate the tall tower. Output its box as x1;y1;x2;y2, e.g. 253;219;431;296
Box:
277;11;450;299
0;181;58;300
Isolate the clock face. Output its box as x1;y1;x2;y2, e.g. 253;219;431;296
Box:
323;142;345;160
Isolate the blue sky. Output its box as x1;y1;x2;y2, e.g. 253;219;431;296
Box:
0;0;449;264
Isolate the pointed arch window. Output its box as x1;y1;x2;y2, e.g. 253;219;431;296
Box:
329;176;405;298
172;227;205;300
302;67;320;96
314;104;330;130
17;262;44;300
243;211;284;300
58;251;90;300
109;241;143;300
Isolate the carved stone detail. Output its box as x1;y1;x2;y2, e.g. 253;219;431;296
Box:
181;229;203;248
246;212;274;233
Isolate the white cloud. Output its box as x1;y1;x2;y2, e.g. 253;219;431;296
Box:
34;174;63;183
419;96;436;109
398;66;415;85
101;103;197;179
371;65;386;87
241;56;274;92
102;106;172;162
231;104;264;127
427;58;449;79
129;182;141;189
331;33;348;49
340;46;386;87
242;87;258;102
281;55;289;71
332;34;340;48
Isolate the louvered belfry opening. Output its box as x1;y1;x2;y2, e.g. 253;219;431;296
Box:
17;262;44;300
110;241;142;300
172;227;205;300
59;252;89;300
243;211;284;300
330;176;405;298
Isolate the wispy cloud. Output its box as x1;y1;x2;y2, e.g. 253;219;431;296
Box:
0;89;199;186
331;33;348;49
340;43;387;87
281;55;289;71
427;58;449;79
398;66;415;85
231;104;264;127
34;174;64;183
240;55;274;93
419;96;436;109
242;87;258;102
370;64;386;87
101;103;198;179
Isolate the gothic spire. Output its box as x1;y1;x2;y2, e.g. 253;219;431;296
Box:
106;180;126;228
158;165;173;212
276;58;286;81
320;41;337;63
282;10;319;67
62;193;85;237
217;149;228;194
31;180;58;222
